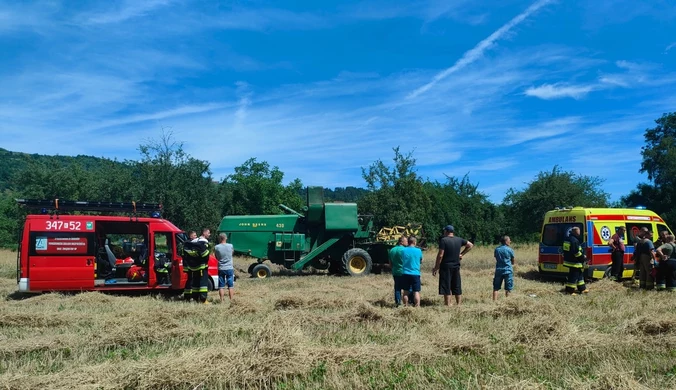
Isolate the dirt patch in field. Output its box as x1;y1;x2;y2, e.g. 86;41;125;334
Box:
632;317;676;336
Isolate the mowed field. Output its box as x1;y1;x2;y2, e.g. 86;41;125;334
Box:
0;245;675;390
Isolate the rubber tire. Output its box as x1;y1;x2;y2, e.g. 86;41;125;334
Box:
248;263;257;276
207;276;215;291
341;248;373;276
252;264;272;279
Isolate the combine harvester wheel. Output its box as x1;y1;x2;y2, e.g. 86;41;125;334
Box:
341;248;373;276
251;264;271;279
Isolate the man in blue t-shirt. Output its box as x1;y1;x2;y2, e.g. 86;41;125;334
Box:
493;235;515;301
388;236;408;306
400;236;423;307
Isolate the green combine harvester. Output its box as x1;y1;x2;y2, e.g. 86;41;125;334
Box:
218;186;400;278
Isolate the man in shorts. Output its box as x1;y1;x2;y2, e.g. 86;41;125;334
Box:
214;233;235;302
493;235;515;301
400;236;423;307
433;225;473;306
388;236;408;306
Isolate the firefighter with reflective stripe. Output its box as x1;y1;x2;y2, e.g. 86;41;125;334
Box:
562;227;589;295
195;229;212;303
182;231;198;301
182;230;211;302
154;252;171;285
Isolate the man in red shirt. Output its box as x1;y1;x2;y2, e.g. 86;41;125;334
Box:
608;226;626;282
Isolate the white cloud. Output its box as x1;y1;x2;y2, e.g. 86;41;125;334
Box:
666;42;676;53
407;0;554;99
85;0;175;24
524;83;595;100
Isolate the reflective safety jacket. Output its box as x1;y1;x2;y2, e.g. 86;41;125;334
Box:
182;240;210;271
563;234;584;268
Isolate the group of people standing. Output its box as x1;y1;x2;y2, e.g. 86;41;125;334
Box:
608;227;676;291
182;229;235;304
388;225;517;307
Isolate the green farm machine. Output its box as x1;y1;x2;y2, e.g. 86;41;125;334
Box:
218;186;417;278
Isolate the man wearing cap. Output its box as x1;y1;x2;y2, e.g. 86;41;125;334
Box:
433;225;473;306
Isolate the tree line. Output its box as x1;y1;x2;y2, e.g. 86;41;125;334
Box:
1;113;674;249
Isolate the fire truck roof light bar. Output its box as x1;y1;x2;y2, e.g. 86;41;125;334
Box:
15;199;162;213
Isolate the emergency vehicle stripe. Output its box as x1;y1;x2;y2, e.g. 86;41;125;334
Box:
586;215;625;221
539;246;560;254
587;221;594;245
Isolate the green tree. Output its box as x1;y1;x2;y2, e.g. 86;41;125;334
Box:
135;131;220;233
219;158;303;216
0;191;22;249
504;166;609;241
359;147;432;230
623;112;676;224
425;176;505;244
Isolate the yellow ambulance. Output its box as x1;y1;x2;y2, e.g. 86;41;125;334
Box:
538;207;672;279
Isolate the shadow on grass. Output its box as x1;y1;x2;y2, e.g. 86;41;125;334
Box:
4;290;42;301
517;269;566;283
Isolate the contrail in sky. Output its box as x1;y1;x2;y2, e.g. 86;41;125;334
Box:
407;0;554;99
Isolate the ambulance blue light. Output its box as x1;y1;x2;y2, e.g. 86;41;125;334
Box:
635;206;646;210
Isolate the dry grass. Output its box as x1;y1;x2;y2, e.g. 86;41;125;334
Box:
0;245;675;390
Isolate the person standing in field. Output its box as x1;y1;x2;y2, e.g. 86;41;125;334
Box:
401;236;423;307
638;230;658;290
607;226;626;282
388;236;408;306
433;225;473;306
655;234;676;292
493;235;515;301
182;230;199;301
631;227;649;284
563;227;588;295
214;233;235;302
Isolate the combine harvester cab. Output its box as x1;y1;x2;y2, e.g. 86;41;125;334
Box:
218;186;405;278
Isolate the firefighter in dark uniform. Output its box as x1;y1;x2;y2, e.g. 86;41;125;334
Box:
563;227;589;295
182;229;211;303
182;231;198;301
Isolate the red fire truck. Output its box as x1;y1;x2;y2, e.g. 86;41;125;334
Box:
15;199;218;293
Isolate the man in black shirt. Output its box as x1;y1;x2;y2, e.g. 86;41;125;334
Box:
433;225;474;306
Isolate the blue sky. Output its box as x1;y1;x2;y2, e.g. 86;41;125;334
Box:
1;0;675;202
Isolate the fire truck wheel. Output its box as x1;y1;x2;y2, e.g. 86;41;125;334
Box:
252;264;272;279
341;248;373;276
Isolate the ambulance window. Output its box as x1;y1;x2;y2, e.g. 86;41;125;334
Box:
657;224;671;236
541;223;584;246
542;225;559;246
625;223;652;245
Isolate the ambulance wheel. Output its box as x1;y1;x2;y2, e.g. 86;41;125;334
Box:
341;248;373;276
252;264;272;279
207;277;215;291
